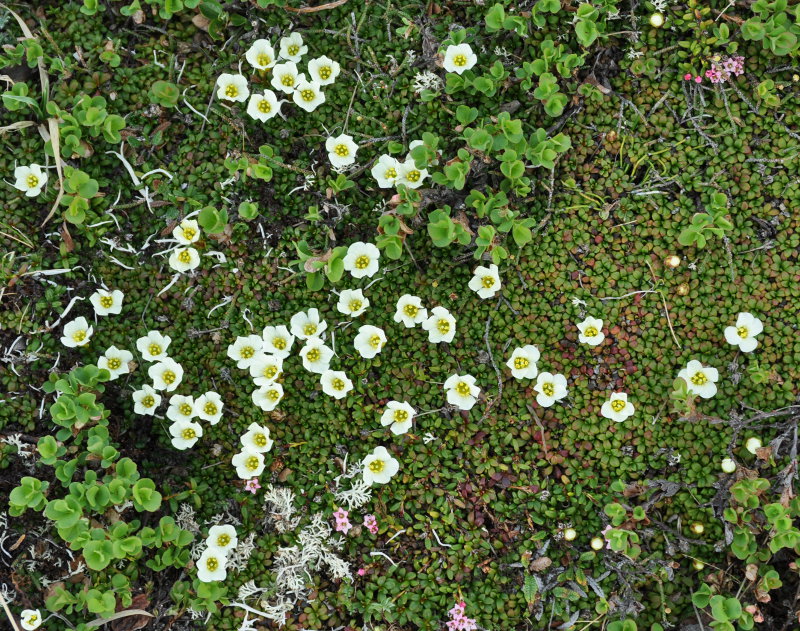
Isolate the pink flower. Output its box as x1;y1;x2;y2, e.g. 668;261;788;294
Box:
357;567;367;576
244;478;261;494
333;508;352;534
694;75;702;83
363;514;378;534
684;73;692;81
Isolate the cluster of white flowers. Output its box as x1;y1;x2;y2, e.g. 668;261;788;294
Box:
370;140;431;190
197;524;239;582
168;218;203;273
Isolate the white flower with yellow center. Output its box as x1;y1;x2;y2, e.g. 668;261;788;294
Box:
97;345;133;381
173;219;201;245
600;392;635;423
247;90;282;122
468;264;501;299
577;316;605;346
442;43;477;75
371;154;401;188
245;39;277;70
336;288;369;317
227;335;264;369
292;79;325;112
394;294;427;328
148;357;184;392
362;445;399;486
14;164;47;197
132;384;161;416
724;312;763;353
232;447;265;479
533;372;568;407
506;345;540;380
262;324;295;358
320;369;353;400
677;360;719;399
166;394;196;422
169;418;203;450
136;330;171;362
421;306;456;344
325;133;358;167
290;308;327;341
206;524;238;555
194;391;224;424
354;325;386;359
249;354;284;385
395;158;428;189
20;609;42;631
168;246;200;273
444;374;480;410
380;401;415;435
308;55;340;85
89;288;124;316
279;32;308;62
299;339;334;374
215;73;249;103
252;383;284;411
61;317;94;348
270;61;303;94
343;241;380;279
240;421;274;453
197;547;227;582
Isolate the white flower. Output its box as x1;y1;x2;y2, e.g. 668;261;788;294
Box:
421;306;456;343
381;401;415;435
290;308;327;340
14;164;47;197
227;335;264;369
533;372;568;407
442;43;477;74
354;325;386;359
249;354;284;385
173;219;201;245
362;446;399;486
577;316;605;346
506;345;540;380
270;61;303;94
148;358;184;392
444;374;480;410
197;547;228;582
299;339;334;374
371;154;401;188
195;391;224;424
320;369;353;399
336;288;369;317
245;39;277;70
724;312;763;353
677;360;719;399
167;394;196;422
206;524;238;553
252;383;284;411
61;316;93;348
279;32;308;62
293;79;325;112
89;288;124;316
20;609;42;630
262;324;295;357
394;294;427;327
169;418;203;450
132;384;161;415
721;457;737;473
247;90;282;122
97;345;133;381
232;447;265;479
136;330;172;362
600;392;635;423
308;55;340;85
745;437;762;454
343;241;380;279
326;133;358;168
168;247;201;273
240;422;274;453
395;158;428;189
215;73;249;102
468;264;501;299
649;12;664;27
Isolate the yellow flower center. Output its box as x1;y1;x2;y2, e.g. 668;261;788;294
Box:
584;326;598;337
287;44;300;57
437;319;450;334
100;295;114;308
403;303;418;317
141;395;155;408
181;427;196;440
334;143;349;157
611;399;626;412
393;409;409;423
72;330;87;343
318;65;332;80
206;557;219;571
332;378;346;391
355;255;370;269
216;534;231;547
455;381;471;396
26;174;39;188
691;372;708;385
257;53;271;67
107;357;122;370
514;356;529;369
349;299;362;312
303;324;317;337
453;54;467;67
225;84;238;98
406;169;421;182
306;348;320;363
182;227;196;241
162;370;176;385
384;167;397;179
273;337;286;350
246;456;260;470
263;365;278;379
281;74;295;87
240;346;255;359
204;402;218;416
257;99;271;113
267;389;280;401
254;432;268;447
300;88;315;102
179;403;192;416
369;335;383;349
369;459;385;473
737;326;749;338
542;382;554;397
178;250;191;264
481;275;495;288
148;343;162;356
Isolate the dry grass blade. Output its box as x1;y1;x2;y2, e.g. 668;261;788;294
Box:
85;609;153;629
40;117;65;226
284;0;349;13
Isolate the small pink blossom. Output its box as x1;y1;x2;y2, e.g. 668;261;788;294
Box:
684;73;692;81
694;75;702;83
363;514;378;534
446;601;477;631
244;478;261;494
333;507;352;533
357;567;367;576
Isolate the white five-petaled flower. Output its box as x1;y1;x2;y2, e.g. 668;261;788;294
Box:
247;90;282;122
444;373;480;410
252;383;284;411
394;294;427;328
422;306;456;344
249;354;284;385
61;316;94;348
371;154;401;188
326;133;358;167
343;241;380;279
299;339;334;374
506;345;540;380
352;324;385;359
270;61;303;94
215;73;249;103
89;288;124;316
98;345;133;380
308;55;340;85
166;394;196;422
245;39;277;70
232;447;265;479
240;422;274;453
336;288;369;317
320;369;353;399
195;391;224;424
169;418;203;450
442;43;477;75
132;384;161;415
168;246;200;273
362;446;399;486
677;360;719;399
396;158;428;189
290;308;327;340
227;335;264;369
380;400;416;435
136;330;171;362
20;609;42;631
533;372;568;407
197;547;227;582
600;392;635;423
262;324;295;357
468;264;501;299
206;524;238;553
279;32;307;62
148;357;184;392
173;219;201;245
724;312;763;353
292;79;325;112
577;316;605;346
13;164;47;197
